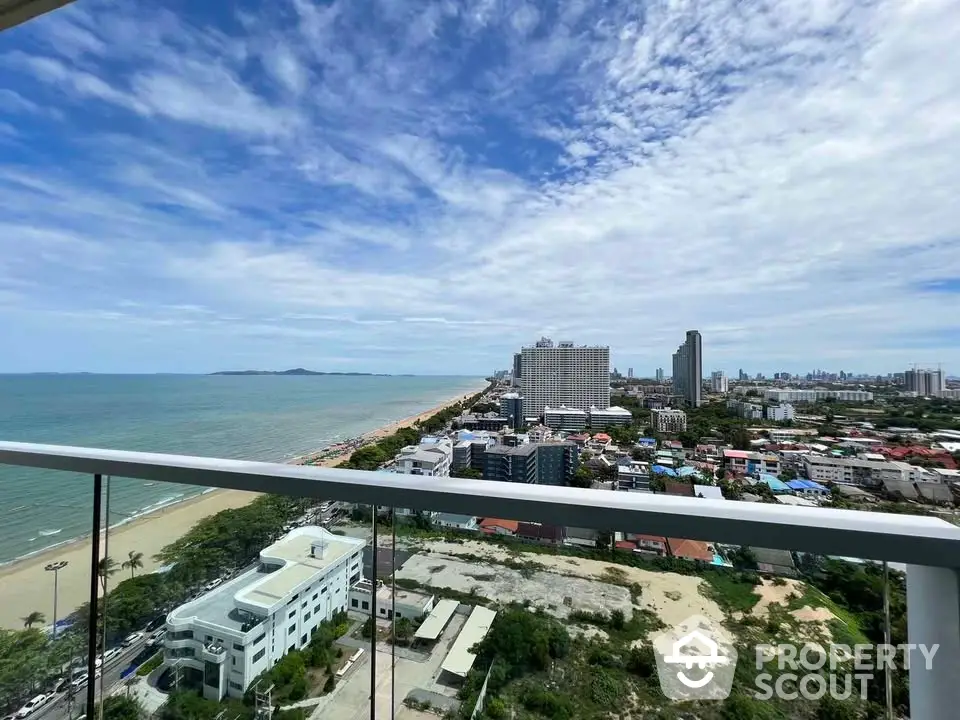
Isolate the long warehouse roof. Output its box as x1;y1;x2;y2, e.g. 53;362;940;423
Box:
441;606;496;678
414;599;459;641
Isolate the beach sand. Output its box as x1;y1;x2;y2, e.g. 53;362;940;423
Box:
0;389;482;629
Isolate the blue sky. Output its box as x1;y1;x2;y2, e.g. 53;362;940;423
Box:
1;0;959;375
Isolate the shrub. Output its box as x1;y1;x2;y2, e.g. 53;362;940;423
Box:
288;677;307;702
323;675;336;694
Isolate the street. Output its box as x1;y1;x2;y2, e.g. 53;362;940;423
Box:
33;638;151;720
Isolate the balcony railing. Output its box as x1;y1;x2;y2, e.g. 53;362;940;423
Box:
1;439;959;719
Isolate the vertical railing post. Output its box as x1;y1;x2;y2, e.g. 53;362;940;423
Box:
86;474;103;718
370;505;378;720
906;565;960;719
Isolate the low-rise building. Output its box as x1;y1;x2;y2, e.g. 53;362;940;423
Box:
764;389;874;403
396;438;453;477
722;449;781;476
588;405;633;427
434;513;479;531
165;527;363;700
727;399;763;420
617;460;650;492
483;443;538;484
543;405;588;431
478;518;519;536
651;408;687;433
801;455;902;487
348;579;434;621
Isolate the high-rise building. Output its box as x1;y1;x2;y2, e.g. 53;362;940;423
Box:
710;370;728;393
905;368;946;397
672;330;702;407
627;367;634;378
512;353;522;387
519;338;610;416
656;368;664;382
499;393;524;430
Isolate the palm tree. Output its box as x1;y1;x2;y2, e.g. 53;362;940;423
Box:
22;611;46;629
98;556;119;593
121;551;144;580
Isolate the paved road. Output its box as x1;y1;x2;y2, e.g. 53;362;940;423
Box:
33;638;152;720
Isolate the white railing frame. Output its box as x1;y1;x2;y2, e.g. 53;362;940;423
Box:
1;441;958;718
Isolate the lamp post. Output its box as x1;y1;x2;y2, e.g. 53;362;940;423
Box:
45;560;68;639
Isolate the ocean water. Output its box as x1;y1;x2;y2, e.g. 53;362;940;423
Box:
0;374;484;564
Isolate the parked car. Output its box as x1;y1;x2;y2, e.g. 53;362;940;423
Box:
102;647;123;663
51;677;67;693
203;578;223;592
121;632;144;647
70;673;88;690
150;629;167;645
16;695;48;718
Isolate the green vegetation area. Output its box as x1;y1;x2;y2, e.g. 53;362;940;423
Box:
339;389;486;471
136;651;163;677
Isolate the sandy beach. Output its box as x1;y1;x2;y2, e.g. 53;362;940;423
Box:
0;389;483;629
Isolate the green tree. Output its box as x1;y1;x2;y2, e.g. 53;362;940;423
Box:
779;467;798;481
568;467;594;488
99;556;119;593
816;694;857;720
98;695;143;720
21;611;45;629
122;551;145;580
393;617;413;643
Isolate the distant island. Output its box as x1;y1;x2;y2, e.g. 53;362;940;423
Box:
211;368;389;376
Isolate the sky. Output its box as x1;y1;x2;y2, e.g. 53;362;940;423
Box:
1;0;959;376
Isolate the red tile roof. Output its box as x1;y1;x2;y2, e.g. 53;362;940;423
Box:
615;540;637;550
634;534;668;545
479;518;519;533
667;538;713;562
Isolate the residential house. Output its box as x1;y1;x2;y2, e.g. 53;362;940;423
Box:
478;518;519;536
516;522;566;545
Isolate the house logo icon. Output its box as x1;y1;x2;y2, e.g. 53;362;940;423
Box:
652;614;738;701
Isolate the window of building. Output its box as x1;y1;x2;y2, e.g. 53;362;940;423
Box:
312;592;318;600
304;612;311;621
231;657;236;666
351;599;358;608
361;601;369;610
320;586;327;595
301;634;307;645
230;681;243;691
233;643;243;652
254;633;265;645
314;605;321;615
288;610;296;619
252;648;265;663
288;624;296;635
205;635;213;642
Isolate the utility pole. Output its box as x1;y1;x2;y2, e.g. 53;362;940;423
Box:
254;682;274;720
45;560;68;640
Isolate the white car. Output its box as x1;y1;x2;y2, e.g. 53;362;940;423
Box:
70;673;88;690
203;578;223;591
121;632;144;647
16;695;48;718
102;647;123;663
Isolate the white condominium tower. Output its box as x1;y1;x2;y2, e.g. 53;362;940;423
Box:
518;337;610;416
672;330;703;407
904;367;946;397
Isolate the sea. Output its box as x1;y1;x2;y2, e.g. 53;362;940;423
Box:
0;374;485;565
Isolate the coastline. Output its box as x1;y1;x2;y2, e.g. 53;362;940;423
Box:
0;388;483;629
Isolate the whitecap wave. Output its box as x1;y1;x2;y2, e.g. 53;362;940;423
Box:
38;529;62;537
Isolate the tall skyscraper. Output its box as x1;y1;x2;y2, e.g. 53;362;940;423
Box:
519;337;610;415
655;368;664;382
627;367;633;379
512;352;522;387
672;330;703;407
905;367;946;397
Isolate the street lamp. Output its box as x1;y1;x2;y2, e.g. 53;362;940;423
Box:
45;560;68;639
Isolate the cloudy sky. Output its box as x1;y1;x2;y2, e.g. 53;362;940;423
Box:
0;0;958;376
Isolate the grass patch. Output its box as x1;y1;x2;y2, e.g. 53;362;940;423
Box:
136;651;163;677
701;571;762;613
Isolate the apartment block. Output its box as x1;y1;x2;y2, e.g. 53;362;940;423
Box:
499;393;524;430
395;437;453;477
535;442;580;486
710;370;729;393
727;399;763;421
905;368;946;398
543;405;588;431
519;337;610;415
651;408;687;434
802;455;902;487
165;527;363;700
766;403;795;422
587;405;633;427
763;389;874;403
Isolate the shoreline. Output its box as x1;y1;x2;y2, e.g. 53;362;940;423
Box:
0;387;484;629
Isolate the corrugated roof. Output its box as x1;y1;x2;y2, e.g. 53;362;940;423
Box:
441;606;496;677
414;599;459;641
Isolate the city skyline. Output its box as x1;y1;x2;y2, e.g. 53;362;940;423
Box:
2;0;960;375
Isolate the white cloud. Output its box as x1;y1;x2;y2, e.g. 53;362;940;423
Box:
1;0;960;374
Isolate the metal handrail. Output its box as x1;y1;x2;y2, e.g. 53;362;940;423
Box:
2;440;960;566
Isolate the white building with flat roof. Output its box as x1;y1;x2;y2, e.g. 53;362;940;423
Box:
543;405;588;431
766;403;795;422
395;437;453;477
588;405;633;427
519;338;610;415
165;527;364;701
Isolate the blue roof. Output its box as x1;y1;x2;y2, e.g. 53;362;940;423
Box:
638;437;657;446
787;479;828;491
651;465;678;477
759;473;790;492
676;466;698;477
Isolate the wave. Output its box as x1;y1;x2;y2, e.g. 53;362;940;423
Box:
38;529;62;537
